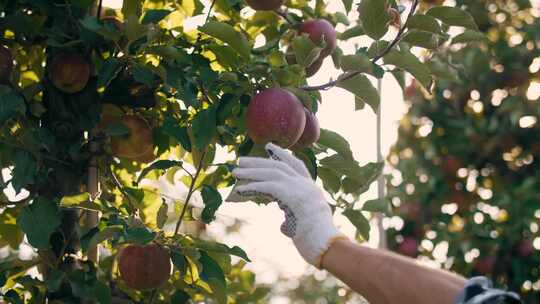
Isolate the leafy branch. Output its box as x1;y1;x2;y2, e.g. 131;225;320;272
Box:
174;150;207;235
300;0;420;92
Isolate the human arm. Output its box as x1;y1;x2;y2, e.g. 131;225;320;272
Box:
322;238;466;304
231;143;520;304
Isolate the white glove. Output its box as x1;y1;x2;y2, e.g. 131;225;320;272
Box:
232;143;348;268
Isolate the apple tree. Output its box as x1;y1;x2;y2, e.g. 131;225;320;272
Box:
386;0;540;302
0;0;480;302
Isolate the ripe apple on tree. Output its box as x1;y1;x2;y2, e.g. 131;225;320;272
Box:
298;19;337;58
286;48;324;78
118;244;171;290
110;115;155;163
0;45;13;84
49;53;91;94
294;108;321;148
398;237;419;257
246;87;306;148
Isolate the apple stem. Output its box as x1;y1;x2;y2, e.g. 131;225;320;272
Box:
109;166;139;215
174;150;207;235
148;289;157;304
300;0;420;92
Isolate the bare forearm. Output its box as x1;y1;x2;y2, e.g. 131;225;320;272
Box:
322;239;466;304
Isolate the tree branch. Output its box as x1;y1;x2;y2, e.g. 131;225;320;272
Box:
174;151;206;235
205;0;217;24
300;0;420;92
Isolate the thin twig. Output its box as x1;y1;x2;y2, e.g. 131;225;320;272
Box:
109;168;138;214
97;0;103;19
300;0;420;92
149;289;157;304
174;151;206;235
205;0;217;23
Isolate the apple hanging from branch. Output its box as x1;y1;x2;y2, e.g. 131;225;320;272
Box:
246;87;306;148
110;115;155;162
118;244;171;290
294;108;321;148
49;53;91;94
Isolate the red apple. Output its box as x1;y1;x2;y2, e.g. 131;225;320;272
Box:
441;155;462;176
246;0;284;10
0;45;13;84
517;239;534;257
298;19;337;57
118;244;171;290
398;237;419;257
246;87;306;148
294;108;320;148
111;115;154;161
473;256;496;274
49;53;91;93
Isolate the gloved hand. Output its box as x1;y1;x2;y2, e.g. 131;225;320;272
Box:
232;143;348;268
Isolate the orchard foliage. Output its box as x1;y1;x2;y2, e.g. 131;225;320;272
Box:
0;0;480;302
387;0;540;302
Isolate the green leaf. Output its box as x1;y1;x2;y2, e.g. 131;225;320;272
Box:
0;208;24;249
451;30;487;44
124;227;156;244
137;160;184;183
82;225;123;252
343;162;383;195
362;198;392;215
339;25;365;40
383;50;432;90
342;0;353;13
402;30;440;49
60;193;103;211
199;21;251;59
318;167;341;193
291;34;323;68
60;193;90;206
200;252;227;304
141;9;172;24
337;74;380;113
11;151;37;194
407;14;444;35
317;129;353;159
0;86;26;125
342;208;370;241
171;290;191;304
45;270;65;292
192;106;217;150
157;202;168;229
171;251;188;274
98;58;124;88
358;0;390;40
340;54;373;73
125;188;163;230
426;6;479;30
201;186;223;224
17;198;61;249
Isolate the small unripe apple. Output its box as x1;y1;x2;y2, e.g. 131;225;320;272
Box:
298;19;337;57
246;87;306;148
111;115;154;160
294;108;320;148
118;244;171;290
246;0;284;11
49;53;91;94
0;45;13;84
398;237;418;257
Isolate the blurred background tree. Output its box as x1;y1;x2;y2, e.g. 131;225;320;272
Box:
387;0;540;303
